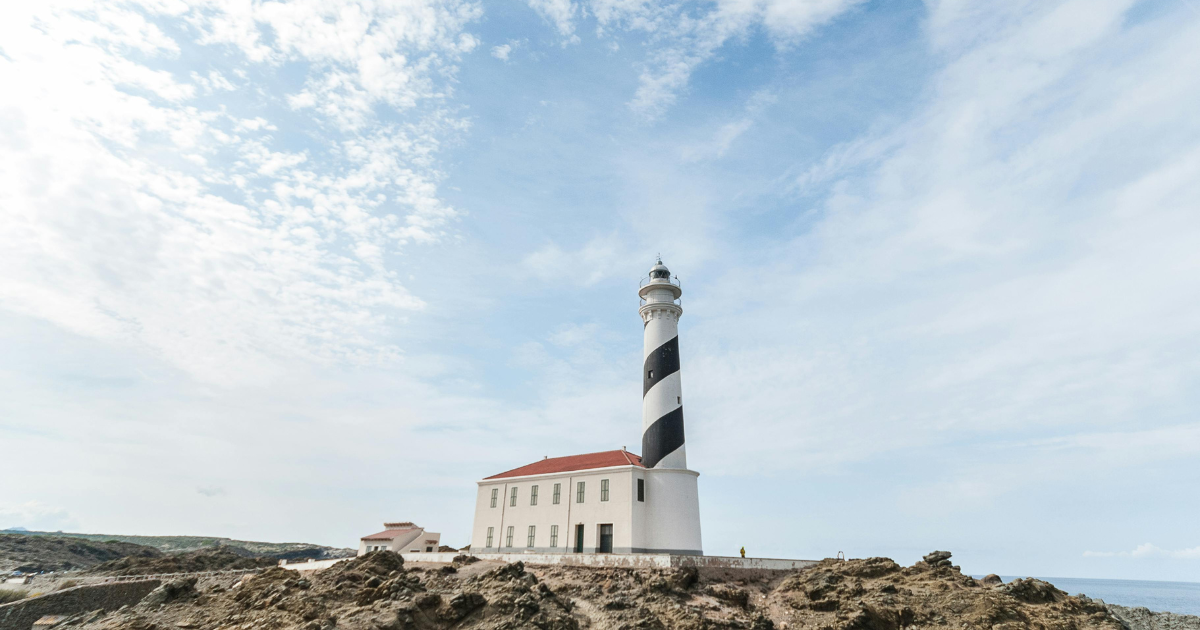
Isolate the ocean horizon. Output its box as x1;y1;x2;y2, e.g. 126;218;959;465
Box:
989;576;1200;617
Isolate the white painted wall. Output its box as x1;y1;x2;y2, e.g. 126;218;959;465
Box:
471;466;643;554
643;467;702;554
469;463;702;555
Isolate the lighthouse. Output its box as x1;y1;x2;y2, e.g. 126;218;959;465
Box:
639;258;687;469
468;257;702;556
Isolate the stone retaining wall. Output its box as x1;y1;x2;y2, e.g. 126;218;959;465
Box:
417;552;817;571
278;551;820;573
0;580;160;630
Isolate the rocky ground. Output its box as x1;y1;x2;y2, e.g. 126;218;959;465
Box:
1105;604;1200;630
0;531;353;564
84;548;280;576
0;535;161;574
34;551;1190;630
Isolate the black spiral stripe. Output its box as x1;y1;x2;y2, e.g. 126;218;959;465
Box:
642;336;680;396
642;335;684;469
642;406;685;469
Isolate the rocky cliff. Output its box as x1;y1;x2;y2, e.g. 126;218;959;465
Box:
39;551;1155;630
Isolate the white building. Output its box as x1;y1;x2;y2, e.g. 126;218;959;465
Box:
469;259;703;556
358;522;441;555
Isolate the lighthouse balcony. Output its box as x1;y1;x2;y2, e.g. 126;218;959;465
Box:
638;275;681;304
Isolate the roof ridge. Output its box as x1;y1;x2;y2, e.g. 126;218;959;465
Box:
484;449;644;480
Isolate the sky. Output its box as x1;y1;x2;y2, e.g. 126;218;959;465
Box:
1;0;1198;583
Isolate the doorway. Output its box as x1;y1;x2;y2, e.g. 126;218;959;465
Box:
574;524;585;553
598;524;613;553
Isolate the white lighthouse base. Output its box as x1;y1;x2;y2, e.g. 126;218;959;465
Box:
634;467;702;555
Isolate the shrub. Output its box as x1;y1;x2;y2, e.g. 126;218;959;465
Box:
0;589;26;604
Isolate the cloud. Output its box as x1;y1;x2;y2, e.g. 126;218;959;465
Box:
492;44;512;60
521;234;633;286
1084;544;1200;559
526;0;578;38
193;0;482;129
676;0;1200;476
0;0;480;386
584;0;861;118
191;69;236;93
682;89;777;161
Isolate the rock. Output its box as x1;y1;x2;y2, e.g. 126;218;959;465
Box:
843;557;901;578
982;574;1003;586
415;593;441;609
62;551;1130;630
1107;603;1200;630
669;566;699;590
751;613;776;630
439;592;487;622
704;585;750;608
1001;578;1066;604
141;577;198;607
923;551;952;564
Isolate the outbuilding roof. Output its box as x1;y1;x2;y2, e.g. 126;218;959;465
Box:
484;449;643;480
361;527;418;541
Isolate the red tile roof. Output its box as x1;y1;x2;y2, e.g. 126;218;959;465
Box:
361;528;417;541
484;450;644;480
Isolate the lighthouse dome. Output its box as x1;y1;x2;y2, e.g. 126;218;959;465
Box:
649;261;671;279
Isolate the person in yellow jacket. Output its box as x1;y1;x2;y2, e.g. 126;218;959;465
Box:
740;546;746;558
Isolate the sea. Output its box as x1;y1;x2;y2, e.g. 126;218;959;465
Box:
993;576;1200;617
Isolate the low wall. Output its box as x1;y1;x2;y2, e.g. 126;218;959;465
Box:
456;553;818;571
422;552;676;568
278;557;352;573
281;552;818;573
682;556;819;571
0;580;161;630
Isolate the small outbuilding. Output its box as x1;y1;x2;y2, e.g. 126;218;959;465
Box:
358;522;441;556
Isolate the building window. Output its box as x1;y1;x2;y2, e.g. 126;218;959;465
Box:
510;486;518;507
506;526;514;548
527;525;536;548
531;485;539;506
550;525;559;548
426;547;433;552
576;481;585;503
552;483;561;504
637;478;645;502
490;488;498;508
486;527;494;547
601;479;609;502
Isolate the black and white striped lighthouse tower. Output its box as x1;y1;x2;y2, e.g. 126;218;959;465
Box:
635;257;702;555
639;258;687;469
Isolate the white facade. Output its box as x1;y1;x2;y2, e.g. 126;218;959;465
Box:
468;452;702;555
